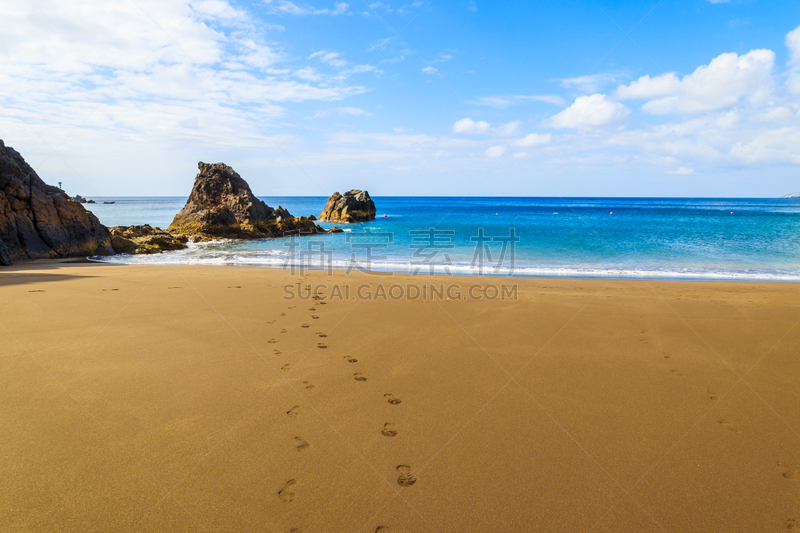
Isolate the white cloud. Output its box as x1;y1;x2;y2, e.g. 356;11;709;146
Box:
667;167;694;174
264;0;349;15
0;0;374;195
368;37;393;51
336;106;370;116
454;118;490;134
310;50;347;67
453;118;521;136
558;72;623;93
615;49;775;114
493;120;522;136
466;94;565;108
518;133;551;147
422;66;438;74
485;145;506;158
546;94;629;129
786;25;800;94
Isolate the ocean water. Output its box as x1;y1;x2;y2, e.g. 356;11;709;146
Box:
88;197;800;281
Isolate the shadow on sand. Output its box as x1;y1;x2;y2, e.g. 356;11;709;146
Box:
0;258;100;287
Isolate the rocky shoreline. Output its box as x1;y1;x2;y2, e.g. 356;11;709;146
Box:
1;139;376;265
0;140;113;265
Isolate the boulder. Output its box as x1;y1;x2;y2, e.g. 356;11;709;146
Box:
319;190;376;223
108;225;188;255
0;139;114;265
74;195;87;203
167;162;324;239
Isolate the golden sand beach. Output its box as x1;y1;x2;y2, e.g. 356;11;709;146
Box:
1;261;799;532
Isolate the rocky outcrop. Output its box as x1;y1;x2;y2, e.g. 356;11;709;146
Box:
167;162;324;239
319;190;376;223
109;225;188;254
0;139;114;265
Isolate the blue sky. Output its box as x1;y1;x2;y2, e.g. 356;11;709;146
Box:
1;0;800;197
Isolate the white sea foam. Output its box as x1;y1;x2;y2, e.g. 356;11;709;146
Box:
90;247;800;282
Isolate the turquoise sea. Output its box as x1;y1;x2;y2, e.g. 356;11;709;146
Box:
88;197;800;281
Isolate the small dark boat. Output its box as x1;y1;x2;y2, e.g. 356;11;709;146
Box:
103;201;116;204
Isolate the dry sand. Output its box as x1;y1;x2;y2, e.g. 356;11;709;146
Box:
1;261;799;532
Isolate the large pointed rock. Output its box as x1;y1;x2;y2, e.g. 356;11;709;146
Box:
319;190;376;223
167;162;322;239
0;139;113;265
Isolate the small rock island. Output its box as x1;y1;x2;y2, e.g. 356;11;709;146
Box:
167;162;323;239
319;190;376;223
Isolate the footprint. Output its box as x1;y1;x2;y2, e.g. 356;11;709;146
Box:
301;323;310;328
303;381;314;389
317;343;327;349
281;329;288;333
280;312;287;316
385;394;401;405
778;461;796;480
103;288;119;291
166;287;181;290
267;320;277;325
344;356;358;363
28;290;45;292
311;315;320;319
787;518;798;530
288;306;296;309
281;364;291;371
319;302;326;305
382;423;397;437
708;389;718;400
317;332;327;338
717;418;740;433
396;465;417;487
294;437;309;451
278;479;296;502
354;373;367;382
375;528;390;533
308;307;316;311
228;285;242;289
274;350;282;355
287;405;300;418
268;339;278;344
290;529;302;533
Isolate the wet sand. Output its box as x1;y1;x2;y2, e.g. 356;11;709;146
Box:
1;261;799;532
